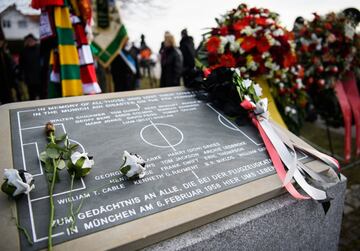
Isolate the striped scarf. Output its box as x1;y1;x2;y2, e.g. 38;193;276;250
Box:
49;3;101;98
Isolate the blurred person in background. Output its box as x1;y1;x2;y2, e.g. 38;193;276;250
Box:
110;41;137;92
19;34;41;100
139;34;156;87
159;31;171;55
0;32;17;104
129;42;141;89
179;29;195;87
160;33;183;87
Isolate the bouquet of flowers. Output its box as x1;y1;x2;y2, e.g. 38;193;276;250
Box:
191;67;340;211
294;10;360;162
294;11;359;127
199;4;307;133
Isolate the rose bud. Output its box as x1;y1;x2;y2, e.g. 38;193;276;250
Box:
316;65;324;73
307;77;314;85
317;79;325;87
67;152;94;178
120;151;146;179
45;122;55;136
2;169;34;197
331;66;338;73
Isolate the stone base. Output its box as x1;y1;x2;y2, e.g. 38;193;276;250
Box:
145;176;346;251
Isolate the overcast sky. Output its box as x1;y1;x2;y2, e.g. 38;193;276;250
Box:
121;0;360;53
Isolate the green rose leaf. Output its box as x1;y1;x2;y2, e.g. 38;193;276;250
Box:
120;165;131;175
55;134;67;143
1;181;16;196
63;151;71;160
39;151;48;163
46;147;60;159
75;157;85;169
69;144;79;150
44;158;53;173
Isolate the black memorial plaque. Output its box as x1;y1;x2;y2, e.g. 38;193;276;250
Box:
10;90;308;250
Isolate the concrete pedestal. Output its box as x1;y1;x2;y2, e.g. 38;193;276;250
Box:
146;176;346;251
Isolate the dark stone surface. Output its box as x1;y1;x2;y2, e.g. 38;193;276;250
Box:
145;176;346;251
9;90;309;250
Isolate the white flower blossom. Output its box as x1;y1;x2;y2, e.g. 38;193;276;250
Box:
285;106;292;114
241;26;256;36
69;151;94;178
120;151;146;179
3;169;34;196
229;39;240;52
71;152;94;170
272;29;284;36
240;67;247;73
300;37;310;46
233;10;241;18
262;52;270;59
247;61;258;71
265;34;276;46
311;34;322;50
296;78;304;89
345;22;355;40
265;61;280;71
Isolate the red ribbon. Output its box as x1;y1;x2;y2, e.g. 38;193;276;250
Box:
241;100;309;199
334;81;352;163
251;115;309;199
342;72;360;157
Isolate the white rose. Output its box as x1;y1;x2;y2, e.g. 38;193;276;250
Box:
120;151;146;179
3;169;34;197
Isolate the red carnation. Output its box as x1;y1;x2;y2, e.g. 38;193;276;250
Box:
249;7;259;14
219;54;236;68
241;36;257;52
255;17;267;26
257;36;271;53
206;36;221;53
283;53;296;68
324;23;332;30
233;17;250;31
220;26;228;36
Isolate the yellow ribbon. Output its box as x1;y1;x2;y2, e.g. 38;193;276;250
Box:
255;76;287;129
